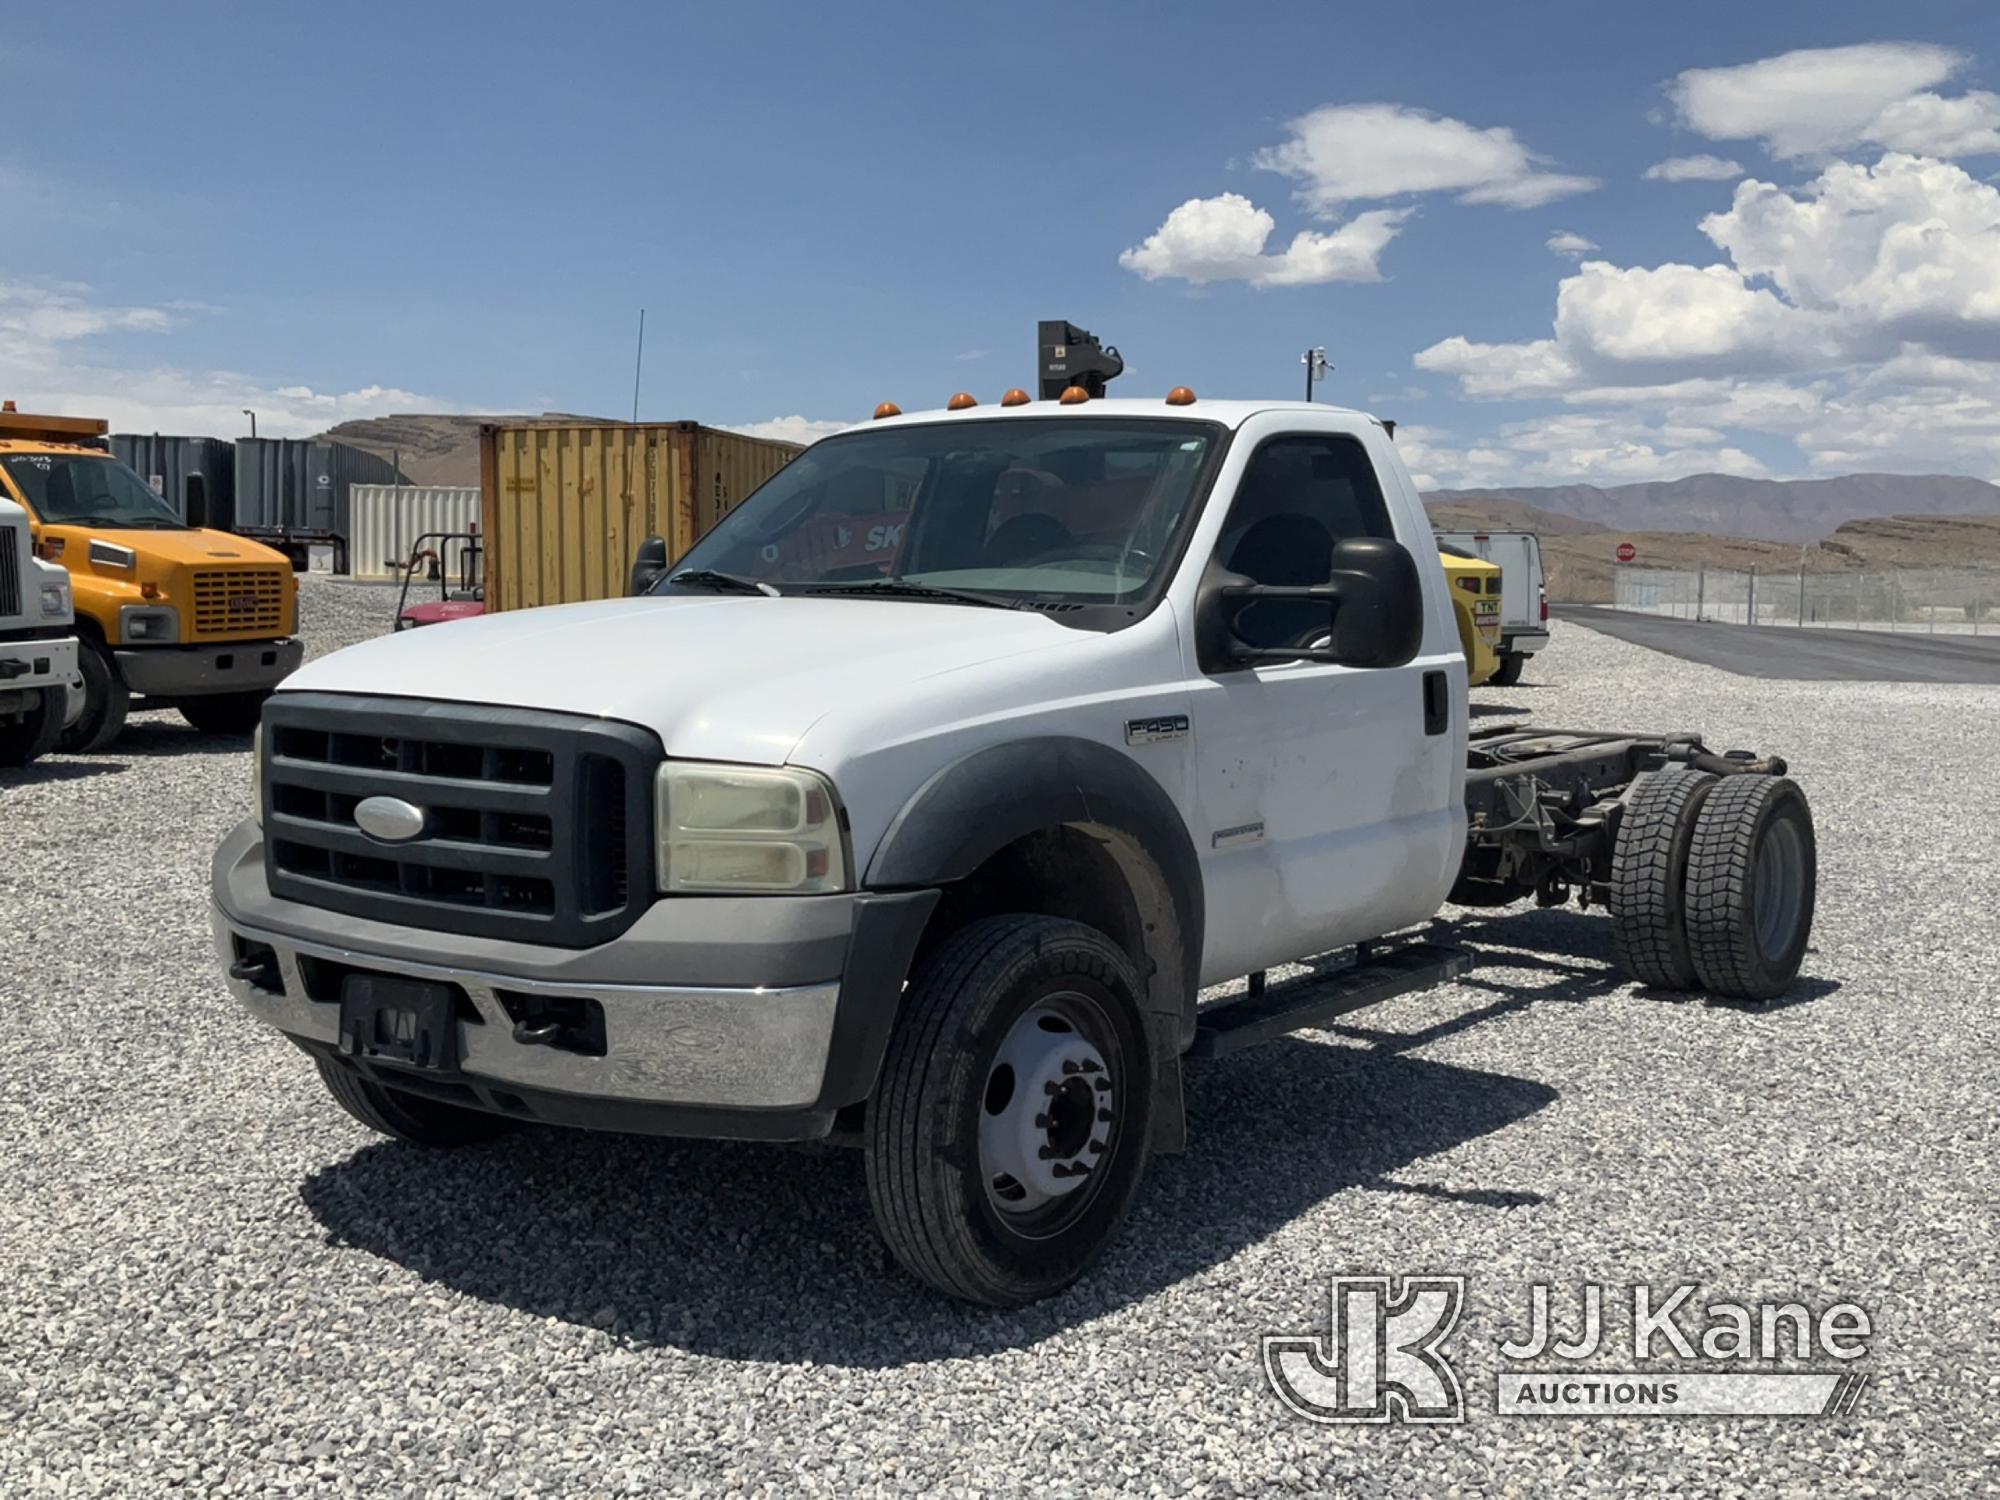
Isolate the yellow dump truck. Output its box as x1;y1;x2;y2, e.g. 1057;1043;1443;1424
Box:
0;407;301;749
1439;545;1503;686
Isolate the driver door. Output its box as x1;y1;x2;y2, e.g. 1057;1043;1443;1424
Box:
1185;429;1458;983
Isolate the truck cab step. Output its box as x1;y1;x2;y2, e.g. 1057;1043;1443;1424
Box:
1189;941;1474;1059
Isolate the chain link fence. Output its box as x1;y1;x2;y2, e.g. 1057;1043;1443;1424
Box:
1613;565;1999;635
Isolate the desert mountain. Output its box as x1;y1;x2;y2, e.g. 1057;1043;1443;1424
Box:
1426;473;2000;544
316;413;606;487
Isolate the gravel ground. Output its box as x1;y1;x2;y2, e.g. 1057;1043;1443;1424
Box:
2;577;1995;1497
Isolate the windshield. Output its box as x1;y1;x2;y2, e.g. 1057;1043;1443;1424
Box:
0;452;188;529
664;417;1222;607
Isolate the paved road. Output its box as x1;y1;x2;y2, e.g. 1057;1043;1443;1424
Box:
1557;606;2000;683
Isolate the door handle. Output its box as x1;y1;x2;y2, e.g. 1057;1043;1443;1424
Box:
1422;670;1448;735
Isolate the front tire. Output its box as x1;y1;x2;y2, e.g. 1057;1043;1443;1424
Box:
180;690;270;735
1490;651;1525;687
314;1057;514;1146
865;915;1155;1306
0;685;64;767
56;641;128;753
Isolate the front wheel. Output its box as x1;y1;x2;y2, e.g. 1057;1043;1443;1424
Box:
180;690;270;735
865;915;1155;1306
1490;651;1525;687
0;685;64;767
56;641;128;754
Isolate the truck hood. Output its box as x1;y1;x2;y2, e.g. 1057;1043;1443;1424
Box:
283;594;1088;763
42;523;289;567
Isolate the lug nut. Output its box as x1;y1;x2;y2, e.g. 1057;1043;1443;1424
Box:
1093;1078;1112;1093
1080;1059;1102;1073
1034;1113;1051;1129
1088;1140;1105;1155
1044;1080;1061;1096
1097;1108;1114;1123
1061;1060;1081;1075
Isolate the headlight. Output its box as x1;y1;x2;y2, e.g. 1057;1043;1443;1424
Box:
252;725;264;825
655;763;848;894
119;605;180;644
39;581;68;617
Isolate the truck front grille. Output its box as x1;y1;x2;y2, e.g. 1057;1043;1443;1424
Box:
0;527;19;618
192;567;286;637
261;694;658;948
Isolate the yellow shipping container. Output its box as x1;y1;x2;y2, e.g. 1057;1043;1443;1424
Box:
479;421;802;613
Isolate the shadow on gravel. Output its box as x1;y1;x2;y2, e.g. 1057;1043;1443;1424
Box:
1468;701;1532;718
0;758;128;788
108;721;257;757
299;1043;1556;1366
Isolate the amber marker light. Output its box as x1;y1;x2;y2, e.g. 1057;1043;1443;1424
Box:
873;402;902;420
1165;386;1197;405
1000;388;1031;407
947;392;978;410
1058;386;1090;405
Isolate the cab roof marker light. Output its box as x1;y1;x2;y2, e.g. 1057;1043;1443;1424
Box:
873;402;902;420
1000;388;1031;407
947;392;978;411
1058;386;1090;406
1165;386;1197;406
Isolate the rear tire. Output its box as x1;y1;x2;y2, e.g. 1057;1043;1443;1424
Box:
180;690;270;735
865;915;1155;1307
56;641;128;753
0;685;64;767
1684;775;1817;1000
1490;651;1525;687
313;1057;513;1146
1610;766;1716;990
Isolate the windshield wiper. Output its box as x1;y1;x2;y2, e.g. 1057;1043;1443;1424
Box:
795;579;1023;610
666;568;778;597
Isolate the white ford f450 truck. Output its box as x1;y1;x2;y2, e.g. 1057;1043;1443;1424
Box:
212;394;1817;1305
0;492;81;767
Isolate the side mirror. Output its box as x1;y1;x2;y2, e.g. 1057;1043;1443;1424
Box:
1200;536;1425;671
628;535;669;596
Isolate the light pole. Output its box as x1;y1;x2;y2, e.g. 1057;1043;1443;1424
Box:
241;408;258;439
1302;347;1330;402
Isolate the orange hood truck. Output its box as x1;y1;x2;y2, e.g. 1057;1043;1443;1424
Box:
0;407;301;749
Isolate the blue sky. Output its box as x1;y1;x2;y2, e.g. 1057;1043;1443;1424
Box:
8;2;2000;488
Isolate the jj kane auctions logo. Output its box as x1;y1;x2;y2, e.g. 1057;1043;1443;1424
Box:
1265;1276;1873;1421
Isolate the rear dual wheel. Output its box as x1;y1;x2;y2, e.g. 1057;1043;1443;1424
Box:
865;915;1155;1307
1610;768;1815;1000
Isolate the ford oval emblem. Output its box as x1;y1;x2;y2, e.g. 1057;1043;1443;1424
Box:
354;795;428;843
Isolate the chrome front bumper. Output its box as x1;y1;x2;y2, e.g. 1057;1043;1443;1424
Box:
213;909;842;1109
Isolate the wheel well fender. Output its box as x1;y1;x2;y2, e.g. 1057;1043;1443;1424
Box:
863;736;1202;1022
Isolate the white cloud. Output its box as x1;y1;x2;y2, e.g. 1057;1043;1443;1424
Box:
1415;146;2000;482
1118;192;1407;287
1546;230;1598;259
1668;43;2000;160
1701;153;2000;341
0;273;474;437
0;279;179;342
1250;103;1598;213
721;414;846;447
1397;413;1771;490
1643;154;1745;182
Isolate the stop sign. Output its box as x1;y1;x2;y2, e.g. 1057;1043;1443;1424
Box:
1616;541;1637;563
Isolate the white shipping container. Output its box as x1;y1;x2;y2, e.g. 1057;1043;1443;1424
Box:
349;485;481;580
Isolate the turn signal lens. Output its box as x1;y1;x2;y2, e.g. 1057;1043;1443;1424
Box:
1058;385;1090;405
1000;388;1031;407
1165;386;1197;406
140;581;161;599
873;401;902;420
947;392;978;411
